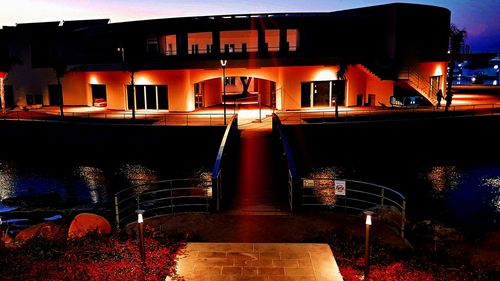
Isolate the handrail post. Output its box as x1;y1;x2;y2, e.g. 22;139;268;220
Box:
380;188;385;206
114;195;120;231
401;200;406;238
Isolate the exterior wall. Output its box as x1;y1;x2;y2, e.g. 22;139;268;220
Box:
62;72;87;105
203;78;221;107
366;76;394;105
8;65;54;106
346;66;368;107
418;61;447;92
86;71;128;110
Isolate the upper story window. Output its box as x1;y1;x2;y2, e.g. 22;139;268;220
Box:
160;35;177;55
265;29;280;52
146;39;159;53
287;29;298;51
220;30;258;53
188;32;212;54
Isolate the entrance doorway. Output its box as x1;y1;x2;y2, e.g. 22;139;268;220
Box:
127;84;168;110
429;76;441;98
48;84;62;106
91;84;107;107
301;80;345;108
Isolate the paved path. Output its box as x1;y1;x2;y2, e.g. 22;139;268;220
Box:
171;243;343;281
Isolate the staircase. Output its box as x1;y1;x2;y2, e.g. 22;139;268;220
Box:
398;67;436;105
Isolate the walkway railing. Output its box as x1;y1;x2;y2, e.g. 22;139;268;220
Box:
277;103;500;125
272;113;298;211
212;115;239;211
114;178;212;228
0;110;228;126
301;177;406;238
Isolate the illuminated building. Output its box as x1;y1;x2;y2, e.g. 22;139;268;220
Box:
0;3;450;112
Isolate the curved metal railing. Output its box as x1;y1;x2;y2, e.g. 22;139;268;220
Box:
114;178;212;228
301;177;406;237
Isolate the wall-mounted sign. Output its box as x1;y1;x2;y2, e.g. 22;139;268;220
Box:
334;180;346;195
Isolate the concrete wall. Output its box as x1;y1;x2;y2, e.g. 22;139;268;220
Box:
418;61;447;92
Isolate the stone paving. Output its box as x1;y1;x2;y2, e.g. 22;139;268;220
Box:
171;243;343;281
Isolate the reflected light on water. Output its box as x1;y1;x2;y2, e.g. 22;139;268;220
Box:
119;164;159;193
306;167;348;207
425;166;461;198
0;161;16;200
481;177;500;213
74;166;107;204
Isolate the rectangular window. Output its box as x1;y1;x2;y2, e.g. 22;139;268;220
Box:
225;76;236;86
161;35;177;55
220;30;258;53
91;84;107;107
188;32;212;54
287;29;298;51
147;39;159;53
265;29;280;52
127;84;168;110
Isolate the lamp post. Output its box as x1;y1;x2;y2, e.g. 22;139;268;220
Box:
136;209;146;266
220;60;227;125
364;211;374;280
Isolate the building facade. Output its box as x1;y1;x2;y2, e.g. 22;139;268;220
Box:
0;3;450;112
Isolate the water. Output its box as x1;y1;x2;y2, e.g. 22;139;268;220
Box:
0;159;211;209
307;162;500;232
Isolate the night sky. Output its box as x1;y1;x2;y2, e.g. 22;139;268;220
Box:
1;0;499;52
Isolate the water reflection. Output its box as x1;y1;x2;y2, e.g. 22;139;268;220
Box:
74;166;107;204
424;166;461;199
481;177;500;213
0;161;15;200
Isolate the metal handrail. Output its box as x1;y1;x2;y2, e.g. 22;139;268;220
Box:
0;110;230;126
301;177;407;238
114;178;212;228
276;103;500;125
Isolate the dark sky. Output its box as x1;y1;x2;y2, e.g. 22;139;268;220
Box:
1;0;499;52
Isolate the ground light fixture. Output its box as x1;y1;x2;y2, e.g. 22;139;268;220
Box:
364;211;374;280
136;209;146;266
220;60;227;125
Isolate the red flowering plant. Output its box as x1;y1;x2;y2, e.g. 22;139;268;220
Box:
305;229;498;280
0;225;186;281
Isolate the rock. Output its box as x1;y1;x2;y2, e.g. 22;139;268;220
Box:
68;213;111;239
15;222;66;244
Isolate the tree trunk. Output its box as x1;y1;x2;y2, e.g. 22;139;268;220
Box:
131;72;136;120
58;76;64;117
0;74;6;114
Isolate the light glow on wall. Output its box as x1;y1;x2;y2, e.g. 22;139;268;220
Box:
434;65;443;76
314;69;337;81
135;76;151;85
89;76;99;84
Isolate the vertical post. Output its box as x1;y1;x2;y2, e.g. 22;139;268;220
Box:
221;60;227;125
401;200;406;238
259;92;262;122
380;188;385;207
136;209;146;266
364;211;373;280
114;195;120;231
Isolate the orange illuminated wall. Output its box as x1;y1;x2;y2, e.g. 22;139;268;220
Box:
61;72;87;105
418;61;447;92
366;75;393;105
345;66;368;106
188;32;213;54
220;30;258;52
202;78;222;107
265;29;280;51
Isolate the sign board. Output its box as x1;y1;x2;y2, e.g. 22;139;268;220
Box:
334;180;346;196
303;179;315;188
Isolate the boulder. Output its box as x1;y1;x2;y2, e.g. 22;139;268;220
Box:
68;213;111;239
15;222;66;244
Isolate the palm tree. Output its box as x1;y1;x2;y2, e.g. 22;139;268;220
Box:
335;62;348;119
445;24;467;112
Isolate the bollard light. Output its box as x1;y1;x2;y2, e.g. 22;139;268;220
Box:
136;209;146;266
364;211;374;280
